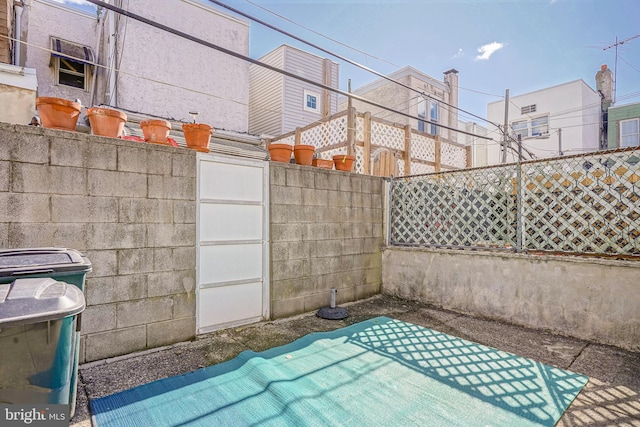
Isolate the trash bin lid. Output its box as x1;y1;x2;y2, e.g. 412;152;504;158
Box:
0;278;85;328
0;247;92;277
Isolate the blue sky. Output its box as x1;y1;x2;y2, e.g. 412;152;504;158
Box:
57;0;640;125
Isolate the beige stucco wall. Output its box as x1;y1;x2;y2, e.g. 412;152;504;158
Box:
0;84;35;124
382;247;640;351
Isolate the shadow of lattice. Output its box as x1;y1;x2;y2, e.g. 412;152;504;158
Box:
556;377;640;426
348;318;588;426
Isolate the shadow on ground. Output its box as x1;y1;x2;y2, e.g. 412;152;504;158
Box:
71;294;640;427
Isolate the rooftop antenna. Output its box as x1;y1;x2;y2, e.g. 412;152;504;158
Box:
603;34;640;104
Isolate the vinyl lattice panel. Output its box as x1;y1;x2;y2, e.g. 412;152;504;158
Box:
391;166;518;247
391;149;640;256
300;116;348;149
520;151;640;255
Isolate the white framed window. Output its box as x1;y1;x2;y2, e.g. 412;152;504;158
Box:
303;90;320;113
511;115;549;139
417;98;427;133
429;101;438;135
417;98;438;135
531;115;549;137
511;120;528;139
620;118;639;147
50;37;94;91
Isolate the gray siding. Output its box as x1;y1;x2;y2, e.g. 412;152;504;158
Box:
249;48;284;136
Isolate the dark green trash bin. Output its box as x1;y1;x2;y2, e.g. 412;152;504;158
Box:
0;278;85;407
0;248;92;417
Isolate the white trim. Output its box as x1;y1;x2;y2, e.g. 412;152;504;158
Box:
349;66;449;97
488;79;598;107
34;0;97;19
182;0;250;26
303;89;321;113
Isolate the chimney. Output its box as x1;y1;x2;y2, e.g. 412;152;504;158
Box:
443;69;459;142
595;64;614;110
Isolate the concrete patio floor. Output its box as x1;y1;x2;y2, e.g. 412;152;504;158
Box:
71;294;640;426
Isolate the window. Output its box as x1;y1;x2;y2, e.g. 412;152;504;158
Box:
621;118;639;147
511;115;549;139
50;37;94;91
511;120;528;138
57;58;87;89
531;115;549;136
429;101;438;135
303;90;320;113
417;98;438;135
417;99;427;132
521;104;537;114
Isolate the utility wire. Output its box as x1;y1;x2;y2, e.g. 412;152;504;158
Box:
243;0;403;70
206;0;498;128
82;0;493;140
246;0;505;103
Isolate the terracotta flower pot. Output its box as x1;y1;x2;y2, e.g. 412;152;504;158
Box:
333;154;355;172
36;97;81;131
312;158;334;169
141;119;171;145
268;143;293;163
87;107;127;138
182;123;213;153
293;144;315;166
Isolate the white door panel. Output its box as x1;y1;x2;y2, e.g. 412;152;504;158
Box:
198;282;263;329
199;243;262;285
200;161;263;202
199;204;262;242
196;154;269;334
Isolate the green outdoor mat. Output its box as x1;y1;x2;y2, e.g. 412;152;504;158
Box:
91;317;588;426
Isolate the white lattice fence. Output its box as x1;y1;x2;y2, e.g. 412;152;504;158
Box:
299;115;348;149
391;148;640;257
371;121;405;151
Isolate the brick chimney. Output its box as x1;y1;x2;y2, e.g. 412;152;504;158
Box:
595;64;614;110
0;0;11;64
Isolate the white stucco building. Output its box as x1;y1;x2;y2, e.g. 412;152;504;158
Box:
486;80;601;165
458;120;488;167
248;44;339;137
12;0;250;132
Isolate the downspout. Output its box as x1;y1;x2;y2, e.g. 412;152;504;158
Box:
106;4;117;106
13;2;24;66
89;8;104;107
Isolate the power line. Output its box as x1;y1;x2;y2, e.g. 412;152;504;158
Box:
243;0;504;102
243;0;402;70
82;0;493;141
206;0;498;128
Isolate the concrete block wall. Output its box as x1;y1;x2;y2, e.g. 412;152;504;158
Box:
270;162;384;318
382;247;640;352
0;123;197;362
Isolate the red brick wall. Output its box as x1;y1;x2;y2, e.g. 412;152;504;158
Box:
0;0;11;64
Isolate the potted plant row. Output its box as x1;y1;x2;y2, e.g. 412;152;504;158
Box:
35;97;213;152
268;143;320;167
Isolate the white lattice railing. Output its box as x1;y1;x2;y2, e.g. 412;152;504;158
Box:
268;108;469;175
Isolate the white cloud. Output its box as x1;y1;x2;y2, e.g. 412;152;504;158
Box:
475;42;504;60
451;48;464;59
